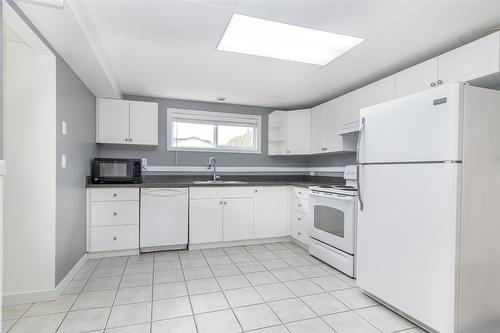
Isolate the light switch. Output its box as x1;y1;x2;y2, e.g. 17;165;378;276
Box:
61;154;67;168
142;158;148;166
62;121;67;135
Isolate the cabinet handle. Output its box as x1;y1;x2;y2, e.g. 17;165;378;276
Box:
298;191;302;195
254;190;258;193
322;147;327;151
113;236;117;241
298;217;301;221
437;79;443;85
224;201;227;205
219;201;223;205
430;82;436;87
297;232;302;236
286;150;290;153
113;212;117;216
298;204;302;207
113;193;117;197
129;138;133;142
125;138;129;142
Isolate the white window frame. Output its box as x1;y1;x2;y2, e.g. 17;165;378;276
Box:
167;108;262;154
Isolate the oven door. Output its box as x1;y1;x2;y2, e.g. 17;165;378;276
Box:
309;191;356;255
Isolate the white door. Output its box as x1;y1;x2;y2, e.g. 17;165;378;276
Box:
359;82;462;164
309;191;356;254
311;105;323;154
341;88;363;132
286;109;311;154
129;101;159;145
254;187;288;238
140;188;188;248
97;98;130;144
189;198;223;244
223;197;254;241
438;31;500;84
357;163;459;333
394;58;439;98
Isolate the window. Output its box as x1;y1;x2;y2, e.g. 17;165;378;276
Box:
167;108;261;153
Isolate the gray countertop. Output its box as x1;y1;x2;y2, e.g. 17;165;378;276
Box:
86;175;344;189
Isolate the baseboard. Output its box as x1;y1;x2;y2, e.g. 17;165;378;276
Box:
54;254;88;296
290;238;309;249
188;237;291;250
87;249;139;259
3;254;88;305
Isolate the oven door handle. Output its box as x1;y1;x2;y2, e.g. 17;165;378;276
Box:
310;191;355;201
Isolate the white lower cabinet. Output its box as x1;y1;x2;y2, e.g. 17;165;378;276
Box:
189;198;224;244
87;187;140;254
290;187;310;246
91;225;139;252
223;198;254;241
254;187;289;238
189;186;290;245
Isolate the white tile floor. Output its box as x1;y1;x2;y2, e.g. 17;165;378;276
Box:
2;242;426;333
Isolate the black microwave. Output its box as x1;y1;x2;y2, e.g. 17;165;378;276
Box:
92;158;142;184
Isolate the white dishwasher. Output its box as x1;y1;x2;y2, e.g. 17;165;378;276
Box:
140;188;188;252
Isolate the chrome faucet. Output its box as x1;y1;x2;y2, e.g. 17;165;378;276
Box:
207;157;220;182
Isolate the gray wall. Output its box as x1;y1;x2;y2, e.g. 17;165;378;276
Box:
55;59;97;284
7;0;98;285
99;95;310;167
307;153;356;168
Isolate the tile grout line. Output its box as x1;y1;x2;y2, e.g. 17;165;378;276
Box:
103;256;129;331
178;250;199;333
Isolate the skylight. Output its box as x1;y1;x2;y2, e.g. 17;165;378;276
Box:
217;14;364;66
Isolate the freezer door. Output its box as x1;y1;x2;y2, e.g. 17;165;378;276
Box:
357;163;460;333
358;83;463;163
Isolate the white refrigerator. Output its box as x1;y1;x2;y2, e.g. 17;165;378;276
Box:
356;82;500;333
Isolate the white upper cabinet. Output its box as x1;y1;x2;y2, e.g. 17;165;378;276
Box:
395;58;439;98
363;75;396;108
254;187;289;238
311;97;343;153
285;109;311;154
341;88;364;133
438;31;500;85
97;98;159;145
129;101;159;145
97;98;130;144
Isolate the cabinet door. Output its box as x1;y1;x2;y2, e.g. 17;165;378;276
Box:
97;98;130;144
189;198;223;244
223;197;254;241
438;31;500;84
363;76;395;108
395;58;438;98
129;101;159;145
311;105;323;154
254;187;288;238
320;98;343;152
341;88;363;132
285;109;311;154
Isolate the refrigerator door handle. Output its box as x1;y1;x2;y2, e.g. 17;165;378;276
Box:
357;164;364;211
356;117;365;163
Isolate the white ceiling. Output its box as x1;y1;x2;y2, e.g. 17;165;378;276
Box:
16;0;500;108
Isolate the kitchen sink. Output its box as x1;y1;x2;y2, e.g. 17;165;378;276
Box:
192;180;247;185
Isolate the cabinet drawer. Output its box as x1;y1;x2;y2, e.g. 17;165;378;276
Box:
91;188;139;202
292;196;309;214
292;210;308;228
291;187;309;200
91;201;139;227
91;225;138;252
291;223;309;245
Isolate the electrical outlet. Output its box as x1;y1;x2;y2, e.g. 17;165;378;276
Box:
141;158;148;166
62;121;67;135
61;154;67;168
